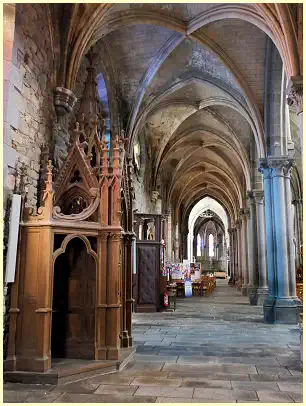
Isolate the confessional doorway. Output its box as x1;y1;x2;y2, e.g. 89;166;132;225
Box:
51;237;96;360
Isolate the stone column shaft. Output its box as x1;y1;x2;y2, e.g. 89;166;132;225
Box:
273;167;290;297
259;164;276;303
166;210;172;262
250;190;269;304
234;228;238;281
228;229;234;281
293;200;303;266
260;157;302;324
235;221;242;288
240;209;249;296
247;192;257;294
284;170;298;297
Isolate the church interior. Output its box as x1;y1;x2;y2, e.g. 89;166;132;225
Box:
3;3;303;403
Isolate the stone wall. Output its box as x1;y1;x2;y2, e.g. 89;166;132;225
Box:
133;171;156;214
3;4;58;357
4;4;57;211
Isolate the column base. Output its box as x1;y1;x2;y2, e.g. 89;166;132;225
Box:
264;296;302;324
128;335;133;347
235;279;243;290
120;331;130;348
248;286;256;304
241;284;248;296
249;288;269;305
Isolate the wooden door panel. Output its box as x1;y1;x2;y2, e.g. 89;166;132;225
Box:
52;237;96;359
138;246;157;304
135;242;160;312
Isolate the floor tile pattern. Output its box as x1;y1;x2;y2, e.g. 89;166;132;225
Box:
3;280;302;403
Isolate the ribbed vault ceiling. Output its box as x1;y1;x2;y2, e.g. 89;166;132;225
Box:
88;3;273;224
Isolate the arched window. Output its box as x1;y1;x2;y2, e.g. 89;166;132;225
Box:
134;139;141;170
96;73;111;149
209;234;214;257
197;234;201;257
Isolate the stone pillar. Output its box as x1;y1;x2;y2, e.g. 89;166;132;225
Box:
231;229;236;280
233;227;238;282
261;157;302;323
247;192;257;300
227;229;231;280
182;232;188;260
235;221;242;288
252;190;269;305
292;199;303;267
284;166;299;298
240;209;249;296
200;233;205;257
287;76;303;149
166;210;172;262
228;228;234;282
259;160;277;321
218;233;223;259
175;224;180;261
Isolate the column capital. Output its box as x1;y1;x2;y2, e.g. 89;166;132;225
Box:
266;156;295;177
235;220;241;229
239;208;249;217
287;75;303;115
292;199;303;206
253;189;264;203
247;190;255;202
54;87;77;116
123;231;136;244
258;158;271;178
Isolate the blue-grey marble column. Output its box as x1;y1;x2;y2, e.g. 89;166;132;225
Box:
260;157;302;324
258;160;276;321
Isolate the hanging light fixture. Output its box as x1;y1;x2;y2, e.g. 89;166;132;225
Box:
199;209;215;218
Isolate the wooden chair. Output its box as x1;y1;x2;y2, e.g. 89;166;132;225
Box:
297;283;303;301
192;282;201;296
176;283;185;297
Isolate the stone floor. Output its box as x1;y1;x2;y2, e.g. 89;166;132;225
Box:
3;280;303;403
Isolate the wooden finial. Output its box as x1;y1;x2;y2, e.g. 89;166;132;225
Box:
43;160;54;198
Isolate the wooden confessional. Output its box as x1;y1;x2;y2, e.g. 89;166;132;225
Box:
133;214;167;312
5;115;135;374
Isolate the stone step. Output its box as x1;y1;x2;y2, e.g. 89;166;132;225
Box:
4;347;135;385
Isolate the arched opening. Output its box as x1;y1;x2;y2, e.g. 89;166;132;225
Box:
188;197;229;262
51;237;96;359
